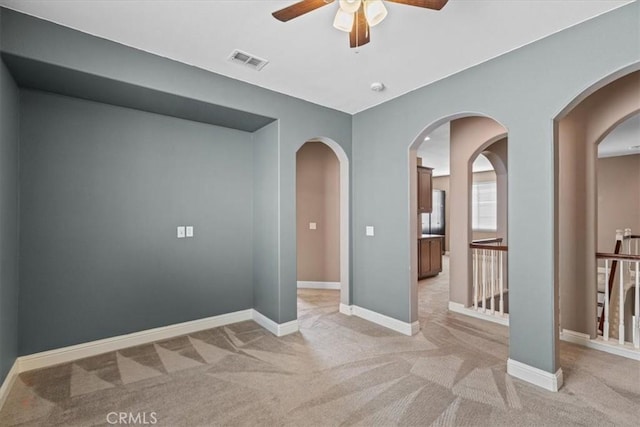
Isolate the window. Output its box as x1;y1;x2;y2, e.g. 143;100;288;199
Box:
472;181;497;231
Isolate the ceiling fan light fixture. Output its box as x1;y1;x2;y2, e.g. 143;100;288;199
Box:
364;0;387;27
339;0;362;13
333;9;355;32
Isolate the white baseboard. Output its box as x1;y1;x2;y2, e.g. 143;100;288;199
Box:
297;281;341;290
0;360;19;411
1;307;302;407
350;305;419;336
560;329;640;361
19;309;254;373
448;302;510;326
339;303;353;316
13;308;302;378
507;358;563;392
251;310;299;337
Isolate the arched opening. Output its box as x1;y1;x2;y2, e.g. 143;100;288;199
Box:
295;138;350;320
409;115;509;329
555;69;640;357
468;138;509;318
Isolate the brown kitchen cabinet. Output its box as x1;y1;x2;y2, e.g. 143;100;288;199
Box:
418;235;443;279
417;166;433;214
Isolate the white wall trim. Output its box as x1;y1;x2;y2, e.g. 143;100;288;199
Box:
351;305;419;336
560;329;640;361
12;308;302;377
19;309;254;373
507;358;563;392
297;281;341;290
448;301;510;326
11;308;303;378
276;319;300;336
339;303;353;316
410;320;421;335
251;309;299;337
0;360;19;411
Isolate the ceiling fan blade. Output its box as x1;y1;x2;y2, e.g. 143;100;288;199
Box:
272;0;334;22
385;0;448;10
349;6;370;48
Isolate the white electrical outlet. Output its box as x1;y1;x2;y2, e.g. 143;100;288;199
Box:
186;226;194;237
177;226;186;238
366;226;375;236
309;222;317;230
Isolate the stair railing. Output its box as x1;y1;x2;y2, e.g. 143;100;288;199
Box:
470;238;508;317
597;248;640;348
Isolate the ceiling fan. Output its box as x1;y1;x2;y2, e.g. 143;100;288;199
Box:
272;0;448;48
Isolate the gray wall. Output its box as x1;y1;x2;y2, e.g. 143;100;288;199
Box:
1;4;637;383
1;8;352;334
252;121;280;321
0;60;20;382
353;2;639;375
19;90;254;354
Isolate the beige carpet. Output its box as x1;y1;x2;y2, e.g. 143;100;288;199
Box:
2;257;639;426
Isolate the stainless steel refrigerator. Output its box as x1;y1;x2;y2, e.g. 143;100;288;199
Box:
421;190;445;235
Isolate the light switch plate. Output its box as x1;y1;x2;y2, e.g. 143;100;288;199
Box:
366;226;375;236
309;222;317;230
186;226;194;237
177;226;186;238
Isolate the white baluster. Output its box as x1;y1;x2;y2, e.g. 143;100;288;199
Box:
624;229;632;278
634;260;639;349
625;228;631;253
619;259;625;345
499;250;504;316
604;259;610;341
473;249;478;310
490;249;495;315
482;249;486;313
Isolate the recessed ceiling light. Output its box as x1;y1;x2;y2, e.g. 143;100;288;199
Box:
370;82;385;92
424;136;431;141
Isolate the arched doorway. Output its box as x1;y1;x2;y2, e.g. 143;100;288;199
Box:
408;115;508;326
555;69;640;357
296;137;350;317
468;138;509;321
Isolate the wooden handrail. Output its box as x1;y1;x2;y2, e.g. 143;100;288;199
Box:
596;252;640;261
623;235;640;240
469;243;508;252
471;238;503;245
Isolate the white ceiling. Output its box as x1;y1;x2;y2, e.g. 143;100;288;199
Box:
0;0;633;114
599;113;640;158
416;122;493;177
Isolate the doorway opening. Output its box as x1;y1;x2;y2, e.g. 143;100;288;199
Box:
295;138;350;321
556;70;639;358
409;115;509;327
